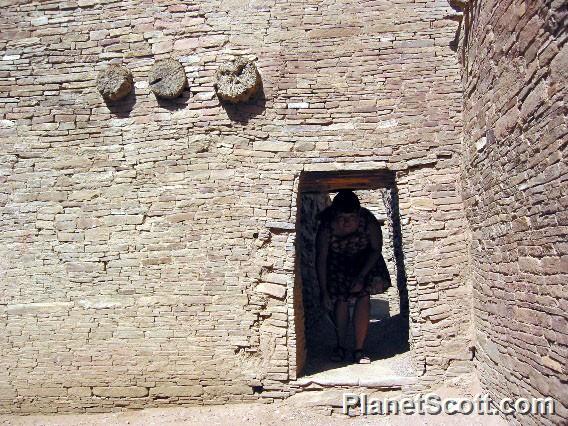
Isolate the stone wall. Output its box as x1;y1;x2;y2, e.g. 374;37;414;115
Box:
457;0;567;424
296;192;328;362
357;189;402;314
0;0;473;413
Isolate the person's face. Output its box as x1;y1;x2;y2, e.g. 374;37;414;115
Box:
335;212;359;233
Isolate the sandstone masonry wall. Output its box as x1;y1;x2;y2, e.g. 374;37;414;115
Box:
458;0;567;424
1;0;473;413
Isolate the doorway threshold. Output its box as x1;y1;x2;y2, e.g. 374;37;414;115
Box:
294;351;417;389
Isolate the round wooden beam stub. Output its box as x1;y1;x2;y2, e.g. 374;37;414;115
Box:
215;56;261;103
149;59;188;99
96;64;133;102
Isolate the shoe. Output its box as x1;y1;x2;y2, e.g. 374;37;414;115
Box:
330;346;347;362
353;349;371;364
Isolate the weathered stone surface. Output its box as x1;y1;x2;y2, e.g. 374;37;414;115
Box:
455;0;568;424
93;387;148;398
150;385;203;397
253;140;292;152
214;56;261;103
255;282;286;299
148;58;187;99
67;387;93;397
96;64;133;101
205;384;252;396
7;302;73;315
4;0;561;421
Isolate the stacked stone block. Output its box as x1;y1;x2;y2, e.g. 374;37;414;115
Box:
456;0;567;424
0;0;473;413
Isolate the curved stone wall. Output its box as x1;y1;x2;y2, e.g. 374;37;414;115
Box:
458;0;567;424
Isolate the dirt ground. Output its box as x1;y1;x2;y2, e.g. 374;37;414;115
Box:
0;400;509;426
0;402;509;426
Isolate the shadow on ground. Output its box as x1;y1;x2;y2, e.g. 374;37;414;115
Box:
303;298;410;377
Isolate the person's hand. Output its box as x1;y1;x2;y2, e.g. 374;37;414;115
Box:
321;293;333;311
370;278;385;294
351;275;365;293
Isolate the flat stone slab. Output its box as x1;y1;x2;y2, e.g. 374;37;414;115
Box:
294;349;417;389
295;374;417;389
286;389;351;408
294;353;418;388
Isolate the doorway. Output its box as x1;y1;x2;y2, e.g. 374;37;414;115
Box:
293;170;413;384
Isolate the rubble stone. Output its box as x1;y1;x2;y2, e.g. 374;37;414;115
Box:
214;56;261;103
96;64;133;101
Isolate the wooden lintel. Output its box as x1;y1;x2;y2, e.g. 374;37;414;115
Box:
300;169;395;193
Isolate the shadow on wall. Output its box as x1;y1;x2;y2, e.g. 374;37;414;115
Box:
103;81;266;121
156;89;191;111
298;192;331;354
219;84;267;123
104;85;137;118
384;187;409;317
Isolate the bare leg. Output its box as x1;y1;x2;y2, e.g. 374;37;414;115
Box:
353;295;370;350
334;299;349;348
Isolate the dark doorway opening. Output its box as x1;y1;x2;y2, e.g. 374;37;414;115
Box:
294;170;412;384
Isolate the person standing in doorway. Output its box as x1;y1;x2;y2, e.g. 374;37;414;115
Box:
316;189;391;364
